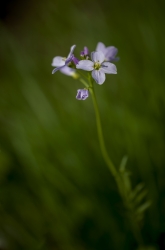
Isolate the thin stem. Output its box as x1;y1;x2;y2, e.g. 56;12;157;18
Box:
88;76;144;247
77;70;89;81
78;75;144;247
88;78;122;189
79;78;89;88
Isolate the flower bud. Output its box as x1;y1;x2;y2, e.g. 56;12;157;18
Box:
76;89;89;100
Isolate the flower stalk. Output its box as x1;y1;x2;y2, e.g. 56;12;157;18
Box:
80;74;145;248
52;41;148;249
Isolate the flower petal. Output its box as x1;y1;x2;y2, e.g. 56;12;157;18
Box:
105;46;118;61
101;62;117;74
65;54;74;65
92;69;105;84
91;51;105;64
67;45;76;58
96;42;106;54
60;66;76;76
51;56;65;67
72;56;79;65
76;60;94;71
84;46;89;55
52;65;65;74
76;89;89;100
80;46;89;56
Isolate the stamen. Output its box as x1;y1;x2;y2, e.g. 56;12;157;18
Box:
94;62;101;70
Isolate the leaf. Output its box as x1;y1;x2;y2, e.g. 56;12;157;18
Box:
119;155;128;172
134;189;148;205
129;183;145;200
136;201;152;214
122;171;132;192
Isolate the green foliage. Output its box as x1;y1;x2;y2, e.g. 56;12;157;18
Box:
119;156;151;224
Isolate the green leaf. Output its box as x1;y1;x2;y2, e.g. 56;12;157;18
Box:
122;171;132;192
119;155;128;172
136;201;152;214
129;183;145;200
134;189;148;206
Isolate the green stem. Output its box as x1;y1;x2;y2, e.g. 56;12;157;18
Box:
79;78;89;88
88;76;144;247
89;82;120;181
78;75;144;247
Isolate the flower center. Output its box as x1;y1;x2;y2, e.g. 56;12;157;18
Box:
62;57;66;61
94;62;101;70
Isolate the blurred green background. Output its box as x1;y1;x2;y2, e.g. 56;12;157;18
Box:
0;0;165;249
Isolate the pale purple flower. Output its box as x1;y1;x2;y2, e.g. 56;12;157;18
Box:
96;42;118;62
52;45;76;74
76;89;89;100
76;51;117;85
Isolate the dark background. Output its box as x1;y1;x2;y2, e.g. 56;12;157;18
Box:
0;0;165;249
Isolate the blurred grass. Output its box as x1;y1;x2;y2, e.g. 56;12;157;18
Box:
0;0;165;249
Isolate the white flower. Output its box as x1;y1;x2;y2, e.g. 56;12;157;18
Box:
52;45;76;74
76;51;117;85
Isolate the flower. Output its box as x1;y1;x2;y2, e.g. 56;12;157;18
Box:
76;51;117;85
52;45;76;74
96;42;118;62
76;89;89;100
